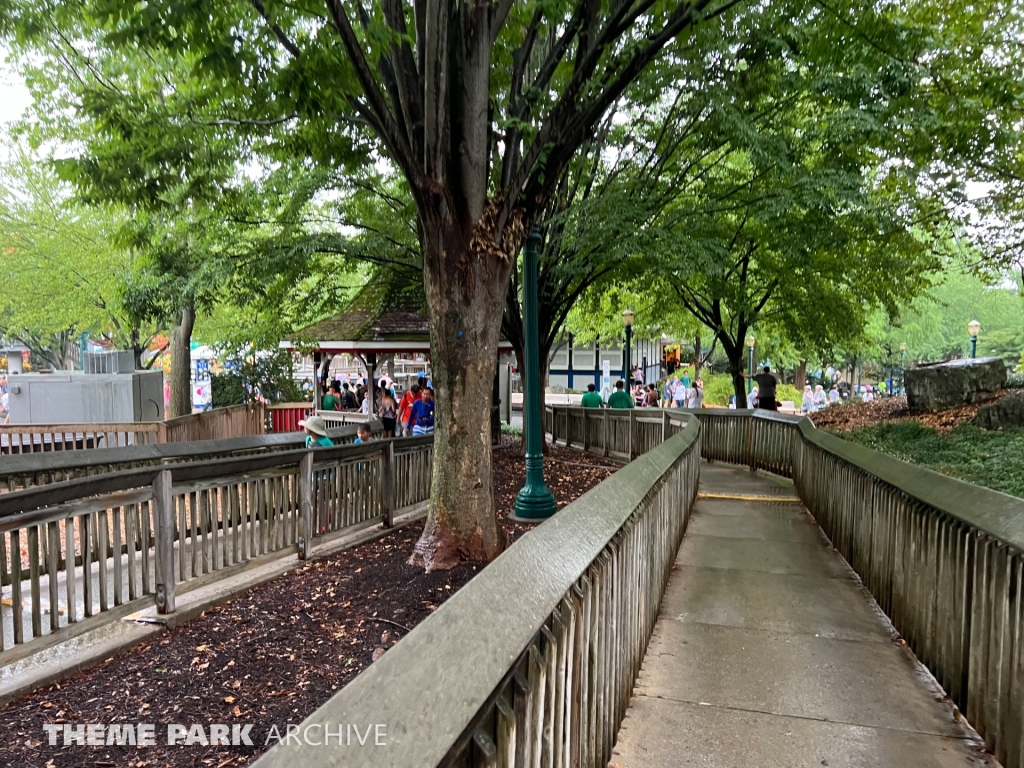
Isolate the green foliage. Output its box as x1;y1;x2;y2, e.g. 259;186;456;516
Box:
842;422;1024;499
210;372;246;408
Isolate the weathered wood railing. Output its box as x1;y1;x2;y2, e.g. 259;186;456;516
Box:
551;405;1024;768
0;423;382;493
0;433;432;655
0;423;162;455
158;403;266;443
791;420;1024;767
252;411;701;768
546;406;800;474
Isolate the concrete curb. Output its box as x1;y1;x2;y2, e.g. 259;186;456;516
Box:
0;504;427;708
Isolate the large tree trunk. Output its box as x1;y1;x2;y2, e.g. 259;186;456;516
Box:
409;202;522;571
168;304;195;419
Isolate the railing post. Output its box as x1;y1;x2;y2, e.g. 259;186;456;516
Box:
662;410;670;443
381;440;395;528
583;409;590;452
603;408;610;458
153;469;176;614
298;451;314;559
629;410;636;461
747;414;756;472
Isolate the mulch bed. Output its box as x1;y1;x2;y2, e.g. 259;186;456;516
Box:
0;441;613;768
810;393;1011;433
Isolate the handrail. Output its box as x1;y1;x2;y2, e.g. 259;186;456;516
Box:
0;431;407;520
547;404;1024;767
0;432;434;655
253;412;700;768
795;418;1024;550
0;422;384;492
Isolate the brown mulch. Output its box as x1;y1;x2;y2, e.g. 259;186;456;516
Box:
810;392;1011;433
0;441;613;768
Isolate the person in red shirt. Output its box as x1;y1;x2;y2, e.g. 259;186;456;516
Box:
397;383;421;436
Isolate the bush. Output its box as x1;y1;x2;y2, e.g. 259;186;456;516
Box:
1008;371;1024;389
211;372;247;408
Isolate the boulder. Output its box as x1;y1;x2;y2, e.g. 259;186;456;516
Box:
905;357;1007;412
972;391;1024;430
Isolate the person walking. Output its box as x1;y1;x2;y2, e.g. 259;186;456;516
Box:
743;366;778;411
408;387;436;435
673;378;688;409
801;385;815;413
397;383;420;435
299;415;334;448
644;384;660;407
813;385;827;411
745;368;782;411
828;384;840;405
746;385;758;410
321;382;341;411
608;380;634;409
581;383;604;408
379;389;398;435
689;377;704;409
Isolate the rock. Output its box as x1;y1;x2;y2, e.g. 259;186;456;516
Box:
972;391;1024;430
372;647;386;662
905;358;1006;412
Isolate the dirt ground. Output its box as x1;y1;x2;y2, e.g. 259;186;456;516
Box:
810;392;1011;432
0;440;614;768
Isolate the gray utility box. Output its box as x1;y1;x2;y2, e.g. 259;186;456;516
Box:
6;371;164;424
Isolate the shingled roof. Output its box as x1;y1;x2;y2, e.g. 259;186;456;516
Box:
293;273;429;344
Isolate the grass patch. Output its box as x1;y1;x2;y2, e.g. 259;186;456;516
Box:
840;421;1024;499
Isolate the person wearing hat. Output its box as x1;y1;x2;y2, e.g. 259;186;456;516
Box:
299;415;334;448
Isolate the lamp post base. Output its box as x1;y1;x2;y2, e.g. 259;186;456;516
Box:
511;483;557;522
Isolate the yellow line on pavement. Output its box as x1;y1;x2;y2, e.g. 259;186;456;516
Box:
697;493;802;503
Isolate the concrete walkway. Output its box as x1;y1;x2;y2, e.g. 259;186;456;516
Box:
611;463;996;768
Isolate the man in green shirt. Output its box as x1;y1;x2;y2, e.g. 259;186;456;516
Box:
321;382;341;411
607;380;634;409
580;383;604;408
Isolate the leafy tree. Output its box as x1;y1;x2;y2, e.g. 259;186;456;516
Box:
0;146;166;369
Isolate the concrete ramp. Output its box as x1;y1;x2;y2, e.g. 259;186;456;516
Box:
611;463;996;768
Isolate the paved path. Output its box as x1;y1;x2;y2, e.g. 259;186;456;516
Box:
611;463;996;768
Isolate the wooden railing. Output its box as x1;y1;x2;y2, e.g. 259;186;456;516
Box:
546;406;800;473
157;403;265;443
252;412;700;768
0;423;381;493
0;433;432;655
550;405;1024;768
0;423;162;455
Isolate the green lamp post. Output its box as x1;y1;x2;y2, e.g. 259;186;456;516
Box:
746;334;755;394
968;319;980;359
622;309;634;382
513;230;557;521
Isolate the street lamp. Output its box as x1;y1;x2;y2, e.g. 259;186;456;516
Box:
899;343;906;395
513;230;557;521
622;309;634;384
968;319;981;359
746;334;756;394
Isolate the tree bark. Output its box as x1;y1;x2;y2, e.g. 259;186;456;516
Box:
168;304;195;419
408;200;522;571
795;360;807;391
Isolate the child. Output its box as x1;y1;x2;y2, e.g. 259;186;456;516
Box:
299;415;333;448
354;424;372;444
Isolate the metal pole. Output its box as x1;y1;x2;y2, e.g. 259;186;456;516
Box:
747;344;754;395
625;325;632;385
970;335;977;359
513;231;557;521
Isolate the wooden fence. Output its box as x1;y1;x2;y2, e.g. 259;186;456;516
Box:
0;404;266;457
157;403;265;443
0;433;431;655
